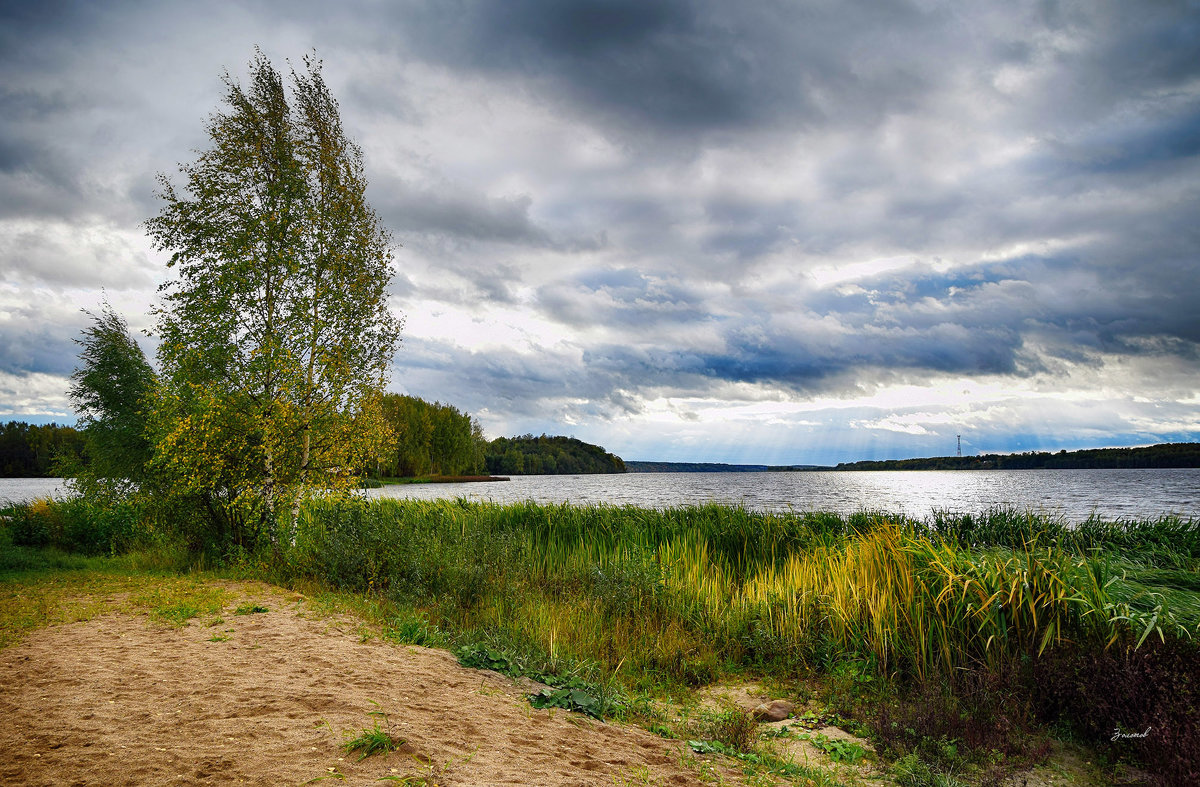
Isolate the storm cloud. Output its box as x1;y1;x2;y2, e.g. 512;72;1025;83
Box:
1;0;1197;464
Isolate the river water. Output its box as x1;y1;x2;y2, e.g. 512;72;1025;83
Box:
5;469;1197;522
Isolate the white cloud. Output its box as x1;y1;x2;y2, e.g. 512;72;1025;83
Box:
0;371;73;418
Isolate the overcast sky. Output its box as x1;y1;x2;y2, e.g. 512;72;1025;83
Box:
2;0;1198;465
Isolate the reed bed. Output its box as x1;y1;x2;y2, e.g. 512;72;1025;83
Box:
277;498;1199;686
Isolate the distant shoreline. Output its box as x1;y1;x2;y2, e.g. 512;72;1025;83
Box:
625;461;828;473
627;442;1200;472
372;475;510;485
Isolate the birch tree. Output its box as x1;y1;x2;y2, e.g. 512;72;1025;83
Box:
145;50;401;546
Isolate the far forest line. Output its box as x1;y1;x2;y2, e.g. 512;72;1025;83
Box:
2;396;628;480
834;442;1200;471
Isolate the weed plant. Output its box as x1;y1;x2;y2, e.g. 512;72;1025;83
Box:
4;496;146;555
342;722;403;761
276;498;1199;681
706;708;758;753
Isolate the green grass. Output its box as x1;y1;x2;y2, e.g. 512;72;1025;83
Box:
233;602;268;615
0;543;232;646
342;722;403;760
272;497;1198;783
341;702;404;761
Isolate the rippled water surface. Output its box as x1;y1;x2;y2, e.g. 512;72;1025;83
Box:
3;469;1197;522
366;468;1200;522
0;477;67;504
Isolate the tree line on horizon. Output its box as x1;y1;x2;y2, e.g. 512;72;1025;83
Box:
834;442;1200;471
0;422;84;477
0;400;626;482
8;414;1199;480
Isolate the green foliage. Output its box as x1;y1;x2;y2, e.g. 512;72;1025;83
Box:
233;603;268;615
342;706;404;761
484;434;625;475
586;546;666;617
802;732;867;764
454;643;519;675
528;686;605;718
706;709;757;754
4;497;145;556
65;304;157;499
687;736;841;783
17;493;1197;783
0;540;107;579
262;497;1199;782
377;395;485;477
381;614;441;647
144;49;401;548
892;753;968;787
342;723;401;760
153;601;204;627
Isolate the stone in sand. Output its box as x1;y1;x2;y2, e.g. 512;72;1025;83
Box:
751;700;794;722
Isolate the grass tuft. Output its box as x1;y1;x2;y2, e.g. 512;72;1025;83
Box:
342;722;403;761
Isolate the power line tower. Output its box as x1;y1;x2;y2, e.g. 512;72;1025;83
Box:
956;435;962;457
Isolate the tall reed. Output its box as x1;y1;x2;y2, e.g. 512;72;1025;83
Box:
276;498;1198;684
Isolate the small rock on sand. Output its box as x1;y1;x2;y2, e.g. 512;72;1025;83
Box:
751;700;794;722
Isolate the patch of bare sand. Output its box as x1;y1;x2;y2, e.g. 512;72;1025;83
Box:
694;682;770;714
0;583;710;786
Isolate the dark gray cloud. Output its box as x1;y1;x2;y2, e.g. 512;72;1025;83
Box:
514;238;1199;400
536;268;713;328
376;178;551;246
388;0;959;139
0;0;1197;458
0;303;84;377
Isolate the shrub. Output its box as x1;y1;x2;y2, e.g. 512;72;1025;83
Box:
1033;637;1199;785
708;709;757;754
873;672;1046;770
59;497;142;555
2;496;148;556
8;499;59;547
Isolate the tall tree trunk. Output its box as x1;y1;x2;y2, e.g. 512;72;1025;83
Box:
287;429;310;543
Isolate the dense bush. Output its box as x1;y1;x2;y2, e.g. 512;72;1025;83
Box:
1033;637;1200;786
285;498;525;607
3;497;144;555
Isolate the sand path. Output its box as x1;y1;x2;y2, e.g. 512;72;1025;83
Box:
0;583;714;786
